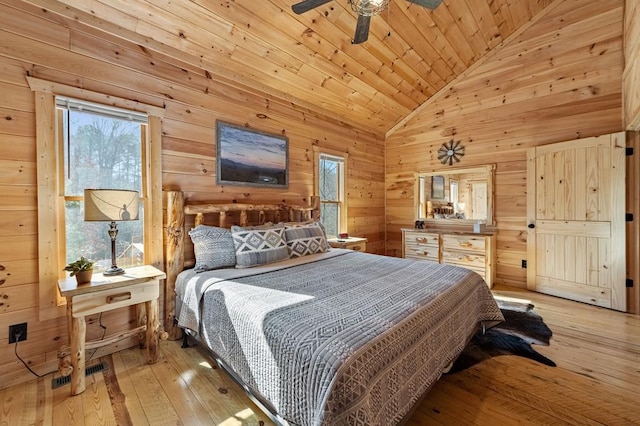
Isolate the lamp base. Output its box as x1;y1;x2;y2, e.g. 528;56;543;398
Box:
103;266;125;276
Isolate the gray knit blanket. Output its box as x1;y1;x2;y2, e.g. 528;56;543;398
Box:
176;250;503;425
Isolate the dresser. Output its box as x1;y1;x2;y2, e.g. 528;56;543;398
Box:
402;229;495;287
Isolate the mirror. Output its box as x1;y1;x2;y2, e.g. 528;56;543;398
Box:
416;165;495;225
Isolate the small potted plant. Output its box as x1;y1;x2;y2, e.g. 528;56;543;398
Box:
64;256;95;284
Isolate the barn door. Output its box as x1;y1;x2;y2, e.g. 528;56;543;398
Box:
526;133;626;311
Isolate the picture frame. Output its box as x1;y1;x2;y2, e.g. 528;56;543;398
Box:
216;121;289;188
431;175;445;199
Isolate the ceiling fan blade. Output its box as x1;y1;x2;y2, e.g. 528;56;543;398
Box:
352;15;371;44
405;0;443;9
292;0;333;14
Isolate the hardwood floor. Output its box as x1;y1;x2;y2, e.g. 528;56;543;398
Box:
2;286;639;425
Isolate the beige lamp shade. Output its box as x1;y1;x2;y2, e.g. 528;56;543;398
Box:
84;189;139;222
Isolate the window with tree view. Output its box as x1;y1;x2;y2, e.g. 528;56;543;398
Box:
57;97;147;273
318;153;345;237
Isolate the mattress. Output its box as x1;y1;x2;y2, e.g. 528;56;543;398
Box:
176;249;503;425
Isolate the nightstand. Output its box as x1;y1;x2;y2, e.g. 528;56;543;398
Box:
328;236;367;252
57;265;166;395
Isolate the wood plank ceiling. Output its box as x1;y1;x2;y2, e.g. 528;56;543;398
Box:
21;0;556;134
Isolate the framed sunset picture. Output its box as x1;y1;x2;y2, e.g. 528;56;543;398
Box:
216;121;289;188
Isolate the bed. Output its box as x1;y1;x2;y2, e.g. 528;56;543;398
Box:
163;190;503;426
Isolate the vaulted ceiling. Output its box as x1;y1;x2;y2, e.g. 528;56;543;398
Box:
24;0;556;134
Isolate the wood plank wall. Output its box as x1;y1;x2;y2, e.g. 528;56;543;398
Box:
385;0;630;300
624;0;640;129
624;0;640;313
0;0;385;389
626;132;640;314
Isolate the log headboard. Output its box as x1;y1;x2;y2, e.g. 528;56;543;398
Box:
163;190;320;339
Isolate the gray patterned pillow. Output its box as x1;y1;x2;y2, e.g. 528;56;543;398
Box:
284;221;330;258
188;225;236;272
231;224;289;268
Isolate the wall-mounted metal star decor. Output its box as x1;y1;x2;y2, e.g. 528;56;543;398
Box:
437;139;465;165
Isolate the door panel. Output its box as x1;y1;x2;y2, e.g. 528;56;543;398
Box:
527;133;626;311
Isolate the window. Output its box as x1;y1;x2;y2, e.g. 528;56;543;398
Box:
314;147;348;237
29;77;164;317
57;97;146;272
450;180;459;204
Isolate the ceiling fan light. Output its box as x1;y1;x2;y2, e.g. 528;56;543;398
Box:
348;0;391;16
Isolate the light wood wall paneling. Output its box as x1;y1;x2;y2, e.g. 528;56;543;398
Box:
0;260;38;289
0;58;32;86
0;0;71;49
385;0;625;296
624;0;640;129
626;131;640;314
8;0;355;132
0;135;34;162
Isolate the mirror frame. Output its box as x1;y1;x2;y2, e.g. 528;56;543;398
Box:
415;164;496;226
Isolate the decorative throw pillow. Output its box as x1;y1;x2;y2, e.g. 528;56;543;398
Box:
188;225;236;272
232;221;274;230
284;221;330;258
231;224;289;268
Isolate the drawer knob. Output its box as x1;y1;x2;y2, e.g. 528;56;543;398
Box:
352;246;361;251
459;242;473;248
416;237;427;243
107;292;132;303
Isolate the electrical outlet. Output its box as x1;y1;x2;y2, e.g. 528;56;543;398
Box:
9;323;27;344
521;259;527;269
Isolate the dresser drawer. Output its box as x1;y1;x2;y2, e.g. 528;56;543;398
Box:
404;231;439;261
442;234;487;253
405;247;439;262
405;231;439;247
71;281;159;318
441;250;486;269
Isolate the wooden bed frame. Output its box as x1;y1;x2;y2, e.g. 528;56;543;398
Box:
163;190;319;340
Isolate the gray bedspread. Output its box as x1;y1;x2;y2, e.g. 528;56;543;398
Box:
176;249;503;426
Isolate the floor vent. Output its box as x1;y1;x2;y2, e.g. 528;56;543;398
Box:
52;362;107;389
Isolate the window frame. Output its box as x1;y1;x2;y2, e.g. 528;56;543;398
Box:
313;146;348;236
29;77;164;319
56;97;148;273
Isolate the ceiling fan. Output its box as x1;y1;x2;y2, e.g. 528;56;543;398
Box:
292;0;443;44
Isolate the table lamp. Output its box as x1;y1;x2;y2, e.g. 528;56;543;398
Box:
84;189;139;276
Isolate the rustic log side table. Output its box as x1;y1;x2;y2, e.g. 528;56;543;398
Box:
57;265;165;395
